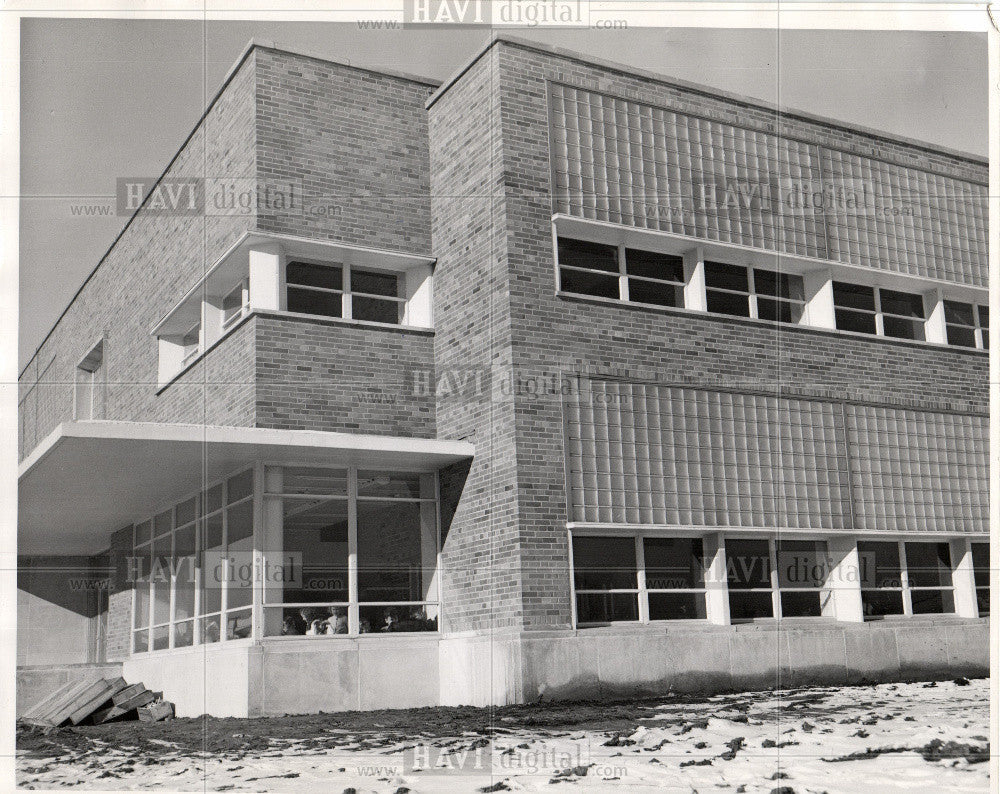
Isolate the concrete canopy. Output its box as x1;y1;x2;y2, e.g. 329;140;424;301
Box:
18;421;474;556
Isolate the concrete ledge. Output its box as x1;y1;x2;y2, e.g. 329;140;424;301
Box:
16;662;123;717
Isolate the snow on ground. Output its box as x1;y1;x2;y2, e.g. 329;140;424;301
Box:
17;678;989;793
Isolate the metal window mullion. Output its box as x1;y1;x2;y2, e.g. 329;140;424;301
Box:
168;513;177;648
635;535;648;622
251;462;264;643
348;468;359;634
618;243;629;301
899;540;913;615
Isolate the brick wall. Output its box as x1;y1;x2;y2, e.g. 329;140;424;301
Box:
105;527;134;662
473;40;989;629
254;47;435;254
18;50;260;459
254;313;435;436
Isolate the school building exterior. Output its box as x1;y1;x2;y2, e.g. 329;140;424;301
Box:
17;36;989;718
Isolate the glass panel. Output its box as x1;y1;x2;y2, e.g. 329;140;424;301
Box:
176;496;197;527
359;604;438;633
911;588;954;615
173;620;194;648
135;520;152;545
976;588;989;616
648;592;706;620
132;629;148;653
728;591;774;620
833;281;876;311
947;325;977;347
352;296;401;324
560;268;619;299
757;297;804;324
726;539;771;589
944;300;975;326
152;533;171;625
978;305;989;327
154;510;172;537
835;308;877;335
879;289;925;319
282;498;349;603
904;542;951;587
754;269;804;301
357;501;430;602
227;470;253;504
173;523;196;621
576;592;638;623
133;546;151;629
780;591;822;617
227;499;254;545
226;497;254;610
287;286;342;317
281;467;348;496
861;590;904;618
628;279;682;307
200;512;224;615
858;541;902;588
972;543;990;588
706;289;751;317
572;536;636;590
357;471;422;499
351;269;398;297
266;606;349;636
200;615;222;644
558;238;619;273
226;608;253;640
624;249;683;281
204;483;223;515
643;537;704;589
704;261;749;291
222;282;245;321
776;540;828;589
882;315;925;341
151;625;169;651
287;261;342;290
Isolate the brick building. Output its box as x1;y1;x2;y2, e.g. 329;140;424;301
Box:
17;36;988;717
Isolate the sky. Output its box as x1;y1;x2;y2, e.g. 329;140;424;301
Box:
18;20;987;367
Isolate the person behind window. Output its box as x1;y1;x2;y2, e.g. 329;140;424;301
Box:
325;611;348;634
282;613;306;635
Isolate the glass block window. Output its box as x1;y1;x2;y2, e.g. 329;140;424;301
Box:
846;405;987;535
565;380;852;529
557;238;685;308
705;262;805;322
286;261;404;324
944;301;989;349
971;542;989;616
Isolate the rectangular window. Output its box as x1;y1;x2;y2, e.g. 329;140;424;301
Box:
972;542;989;616
754;268;805;323
833;282;877;335
944;301;988;350
726;538;773;620
624;249;684;308
904;542;954;615
705;261;750;318
222;280;248;329
726;538;831;621
286;261;343;318
572;536;639;623
557;238;620;299
979;305;989;349
350;269;403;324
704;263;804;323
858;540;954;618
181;323;201;365
858;541;904;618
263;467;439;637
879;288;925;341
74;341;105;420
286;261;405;325
775;540;829;617
131;467;255;652
643;537;706;620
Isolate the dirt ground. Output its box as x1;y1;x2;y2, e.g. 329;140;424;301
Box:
17;677;990;793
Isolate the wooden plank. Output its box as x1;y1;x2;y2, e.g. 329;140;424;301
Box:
69;679;127;724
47;679;112;727
137;701;174;722
20;680;79;721
33;679;98;726
112;683;146;705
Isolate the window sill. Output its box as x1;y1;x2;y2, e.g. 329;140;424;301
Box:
555;290;989;356
255;309;434;336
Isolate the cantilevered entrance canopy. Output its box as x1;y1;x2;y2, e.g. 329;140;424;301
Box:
19;421;474;555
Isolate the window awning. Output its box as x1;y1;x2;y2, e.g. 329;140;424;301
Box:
18;421;474;556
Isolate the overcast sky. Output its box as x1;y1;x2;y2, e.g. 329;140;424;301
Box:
19;20;987;367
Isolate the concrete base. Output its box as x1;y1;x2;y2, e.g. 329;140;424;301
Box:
86;617;988;718
16;662;123;717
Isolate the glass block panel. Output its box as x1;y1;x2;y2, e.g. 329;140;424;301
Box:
625;249;683;281
557;238;618;272
648;592;706;620
287;286;342;317
643;537;704;589
287;261;342;290
351;269;398;297
861;590;904;618
359;604;438;633
728;591;774;620
576;592;638;623
560;268;619;298
910;588;954;615
572;536;637;590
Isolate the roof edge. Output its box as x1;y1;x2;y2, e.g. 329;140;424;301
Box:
428;33;987;167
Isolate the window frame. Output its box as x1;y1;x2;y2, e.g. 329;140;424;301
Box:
833;282;928;341
971;542;989;617
221;278;249;331
704;262;806;324
944;300;989;350
857;539;955;621
285;258;407;326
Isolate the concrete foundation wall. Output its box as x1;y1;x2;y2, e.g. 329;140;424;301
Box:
16;663;123;717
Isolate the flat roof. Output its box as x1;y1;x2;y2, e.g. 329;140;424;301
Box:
19;421;474;555
426;33;987;167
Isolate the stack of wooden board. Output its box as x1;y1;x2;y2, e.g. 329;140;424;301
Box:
20;677;164;728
